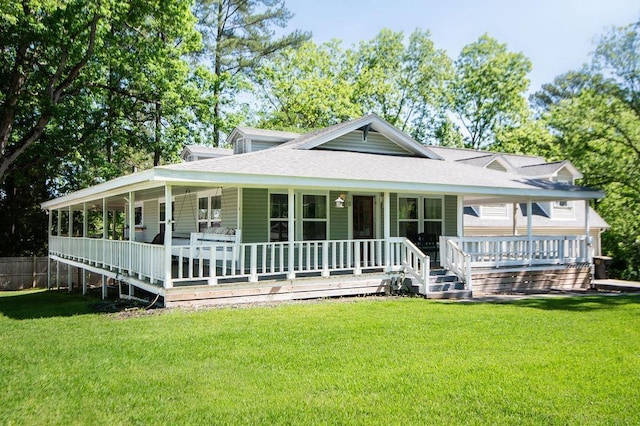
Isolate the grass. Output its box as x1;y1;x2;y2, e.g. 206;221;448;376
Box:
0;290;639;425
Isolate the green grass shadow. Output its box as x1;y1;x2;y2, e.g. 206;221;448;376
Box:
500;293;640;312
0;289;99;320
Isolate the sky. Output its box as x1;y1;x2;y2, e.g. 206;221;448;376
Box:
284;0;639;92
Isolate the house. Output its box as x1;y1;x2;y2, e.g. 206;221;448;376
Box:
42;114;605;306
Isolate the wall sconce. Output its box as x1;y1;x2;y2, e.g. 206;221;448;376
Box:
334;193;346;208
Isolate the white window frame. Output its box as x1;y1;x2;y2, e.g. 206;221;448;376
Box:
423;197;444;236
269;191;290;242
197;188;223;232
397;195;444;237
297;191;329;241
159;198;176;233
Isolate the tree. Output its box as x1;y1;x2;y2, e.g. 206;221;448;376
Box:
192;0;310;145
0;0;202;256
450;34;532;150
256;40;361;129
0;0;201;185
256;29;453;141
352;29;453;142
533;21;640;279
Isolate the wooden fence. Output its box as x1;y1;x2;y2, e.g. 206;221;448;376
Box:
0;257;101;291
0;257;50;290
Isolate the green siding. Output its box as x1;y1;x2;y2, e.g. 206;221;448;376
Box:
390;193;398;237
142;200;158;242
329;191;349;240
242;188;268;243
444;195;458;236
175;193;198;235
222;187;238;228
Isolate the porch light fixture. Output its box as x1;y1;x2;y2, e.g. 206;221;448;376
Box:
334;193;346;208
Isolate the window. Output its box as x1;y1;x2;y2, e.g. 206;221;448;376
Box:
423;198;443;237
398;197;418;241
159;201;175;233
302;194;326;240
134;205;143;227
198;191;222;232
270;193;289;242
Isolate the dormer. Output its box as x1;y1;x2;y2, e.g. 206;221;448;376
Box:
180;146;233;162
226;127;300;154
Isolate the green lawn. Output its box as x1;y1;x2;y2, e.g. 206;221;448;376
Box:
0;290;638;425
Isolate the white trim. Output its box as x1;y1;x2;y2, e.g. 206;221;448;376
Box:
296;114;443;160
296;190;329;241
268;190;291;242
350;192;380;239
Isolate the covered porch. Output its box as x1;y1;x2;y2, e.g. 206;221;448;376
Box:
43;175;597;305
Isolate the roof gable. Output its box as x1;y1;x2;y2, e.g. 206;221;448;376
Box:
278;114;443;159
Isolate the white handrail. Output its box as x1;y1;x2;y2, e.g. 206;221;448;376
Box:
443;239;472;292
400;239;430;295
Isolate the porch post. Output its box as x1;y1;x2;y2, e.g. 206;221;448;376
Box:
457;195;464;237
164;185;173;288
584;199;591;261
56;209;61;290
82;202;88;295
68;206;73;292
383;191;390;269
47;209;52;290
128;191;135;295
102;198;107;268
287;188;295;280
526;199;533;266
512;203;518;236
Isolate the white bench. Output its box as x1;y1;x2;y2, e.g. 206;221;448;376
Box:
182;228;241;275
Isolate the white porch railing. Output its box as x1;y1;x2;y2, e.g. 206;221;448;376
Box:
440;235;591;269
49;236;165;283
398;239;430;295
441;238;473;292
172;238;407;285
50;236;409;288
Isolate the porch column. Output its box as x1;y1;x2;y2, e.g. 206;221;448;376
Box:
56;209;61;290
68;206;73;292
287;188;295;280
512;203;518;236
47;209;52;290
584;199;591;261
383;191;390;268
128;192;135;296
457;195;464;237
102;198;108;299
164;185;173;289
82;202;88;295
527;199;533;266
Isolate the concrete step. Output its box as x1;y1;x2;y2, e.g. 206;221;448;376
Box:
426;290;473;299
429;282;466;292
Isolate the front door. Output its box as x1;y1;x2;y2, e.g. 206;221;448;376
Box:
353;196;374;239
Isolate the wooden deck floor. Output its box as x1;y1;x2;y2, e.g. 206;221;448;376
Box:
164;273;391;307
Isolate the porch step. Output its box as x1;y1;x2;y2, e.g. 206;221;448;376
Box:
428;282;466;292
426;290;473;300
